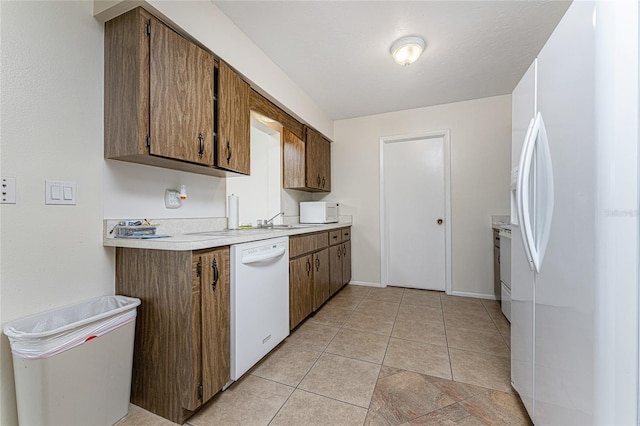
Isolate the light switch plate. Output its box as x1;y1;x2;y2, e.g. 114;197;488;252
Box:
1;177;16;204
45;180;76;205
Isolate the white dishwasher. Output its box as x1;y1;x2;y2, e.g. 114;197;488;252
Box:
230;236;289;380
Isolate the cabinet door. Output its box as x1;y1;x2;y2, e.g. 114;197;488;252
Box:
150;16;214;165
313;248;330;310
342;240;352;286
186;256;203;411
218;61;250;174
199;248;230;403
321;136;331;191
305;127;324;190
290;256;313;330
329;244;343;296
283;128;305;189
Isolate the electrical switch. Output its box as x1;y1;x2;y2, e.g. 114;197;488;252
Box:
63;186;73;200
51;185;61;200
45;180;76;205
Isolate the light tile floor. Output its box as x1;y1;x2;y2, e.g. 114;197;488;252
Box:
117;285;531;426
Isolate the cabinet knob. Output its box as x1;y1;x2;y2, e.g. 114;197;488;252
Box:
437;218;443;225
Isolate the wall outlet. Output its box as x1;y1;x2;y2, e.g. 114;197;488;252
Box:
165;189;181;209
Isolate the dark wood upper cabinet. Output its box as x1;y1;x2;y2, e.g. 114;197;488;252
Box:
305;127;331;192
217;61;250;174
283;126;331;192
283;128;305;188
105;7;240;177
149;15;214;166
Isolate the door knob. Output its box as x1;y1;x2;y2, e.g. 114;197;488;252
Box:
437;218;443;225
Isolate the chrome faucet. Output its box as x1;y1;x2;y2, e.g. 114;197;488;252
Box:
262;211;284;228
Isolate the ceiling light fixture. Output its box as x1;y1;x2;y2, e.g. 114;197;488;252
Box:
390;36;425;66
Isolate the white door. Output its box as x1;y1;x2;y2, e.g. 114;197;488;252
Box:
381;134;446;291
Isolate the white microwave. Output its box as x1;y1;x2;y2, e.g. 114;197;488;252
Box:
300;202;339;224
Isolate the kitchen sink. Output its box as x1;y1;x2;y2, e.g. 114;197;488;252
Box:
186;224;323;237
263;224;323;229
186;230;253;237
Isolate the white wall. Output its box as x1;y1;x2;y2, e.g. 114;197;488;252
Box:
226;123;282;226
326;95;512;296
0;2;332;424
104;161;226;219
0;2;112;424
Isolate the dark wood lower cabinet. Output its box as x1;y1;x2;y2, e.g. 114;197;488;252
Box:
289;255;314;329
329;244;343;296
115;246;230;424
290;227;351;329
313;248;330;311
330;228;352;296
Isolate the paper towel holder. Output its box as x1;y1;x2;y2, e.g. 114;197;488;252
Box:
228;194;240;229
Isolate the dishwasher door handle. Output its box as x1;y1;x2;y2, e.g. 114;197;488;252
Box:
241;248;286;264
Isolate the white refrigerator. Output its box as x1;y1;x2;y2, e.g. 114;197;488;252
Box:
510;1;639;424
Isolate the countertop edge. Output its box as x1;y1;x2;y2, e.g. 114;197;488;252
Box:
103;222;351;251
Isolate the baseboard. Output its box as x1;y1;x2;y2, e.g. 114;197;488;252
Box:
346;283;498;299
347;280;383;288
450;290;498;300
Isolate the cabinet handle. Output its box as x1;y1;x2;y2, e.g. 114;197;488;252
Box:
343;245;347;256
317;174;321;186
211;258;219;291
337;249;341;259
332;235;338;240
315;257;320;271
226;141;232;164
198;133;204;158
322;176;325;188
306;259;311;276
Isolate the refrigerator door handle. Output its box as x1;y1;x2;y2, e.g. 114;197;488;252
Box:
518;113;554;273
517;117;536;271
532;113;554;272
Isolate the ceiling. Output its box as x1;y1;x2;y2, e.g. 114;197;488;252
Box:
213;1;571;120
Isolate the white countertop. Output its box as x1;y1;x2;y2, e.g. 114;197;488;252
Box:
103;221;351;251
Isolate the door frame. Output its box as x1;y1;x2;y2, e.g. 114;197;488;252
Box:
379;130;452;294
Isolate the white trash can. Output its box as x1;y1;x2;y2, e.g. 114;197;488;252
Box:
3;295;141;426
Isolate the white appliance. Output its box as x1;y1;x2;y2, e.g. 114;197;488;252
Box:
300;201;339;224
499;227;511;322
230;237;289;380
511;1;639;424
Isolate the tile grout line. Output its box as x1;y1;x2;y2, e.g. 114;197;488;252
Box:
441;294;456;382
266;286;367;426
363;288;404;425
482;301;511;350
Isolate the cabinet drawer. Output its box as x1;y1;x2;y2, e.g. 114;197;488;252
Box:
329;230;342;245
341;228;351;241
290;232;329;258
